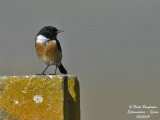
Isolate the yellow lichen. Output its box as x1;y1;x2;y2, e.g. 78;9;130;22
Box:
0;76;64;120
68;76;77;102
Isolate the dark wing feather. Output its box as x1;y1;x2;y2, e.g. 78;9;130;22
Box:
56;40;62;52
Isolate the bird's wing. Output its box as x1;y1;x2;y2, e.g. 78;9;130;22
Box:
56;40;62;52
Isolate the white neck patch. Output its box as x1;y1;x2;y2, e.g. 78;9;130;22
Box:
36;35;49;43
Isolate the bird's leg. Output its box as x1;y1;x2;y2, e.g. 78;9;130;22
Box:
54;65;57;75
49;65;57;75
40;65;49;75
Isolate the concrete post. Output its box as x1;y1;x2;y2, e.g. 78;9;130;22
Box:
0;75;80;120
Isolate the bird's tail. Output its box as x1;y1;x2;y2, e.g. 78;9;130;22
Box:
58;64;67;74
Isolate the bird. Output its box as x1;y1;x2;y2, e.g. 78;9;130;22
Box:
35;26;67;75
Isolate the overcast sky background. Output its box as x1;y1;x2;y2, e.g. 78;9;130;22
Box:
0;0;160;119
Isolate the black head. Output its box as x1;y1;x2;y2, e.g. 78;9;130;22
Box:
37;26;63;39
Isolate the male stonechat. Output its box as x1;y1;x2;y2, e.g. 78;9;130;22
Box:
35;26;67;75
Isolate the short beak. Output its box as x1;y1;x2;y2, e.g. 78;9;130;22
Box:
56;30;64;33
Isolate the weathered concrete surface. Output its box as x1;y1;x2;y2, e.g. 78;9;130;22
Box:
0;75;80;120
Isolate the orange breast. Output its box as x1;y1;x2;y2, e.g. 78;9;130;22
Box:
35;41;62;65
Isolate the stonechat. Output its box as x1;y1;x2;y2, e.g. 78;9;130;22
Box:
35;26;67;75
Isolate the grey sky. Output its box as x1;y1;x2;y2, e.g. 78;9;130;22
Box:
0;0;160;119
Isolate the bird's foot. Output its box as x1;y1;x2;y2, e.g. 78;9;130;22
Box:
49;73;57;75
36;73;46;75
